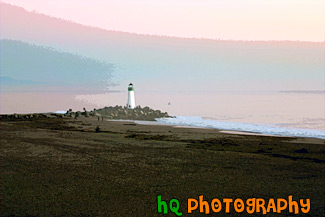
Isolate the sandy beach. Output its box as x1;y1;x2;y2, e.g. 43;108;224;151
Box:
0;116;324;216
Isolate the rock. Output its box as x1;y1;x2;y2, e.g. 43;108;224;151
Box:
63;105;172;121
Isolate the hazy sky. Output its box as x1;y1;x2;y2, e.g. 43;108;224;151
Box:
2;0;324;41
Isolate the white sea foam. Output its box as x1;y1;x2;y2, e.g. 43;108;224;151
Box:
156;116;325;139
55;110;67;114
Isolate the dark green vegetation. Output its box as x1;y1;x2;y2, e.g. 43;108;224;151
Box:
1;118;324;216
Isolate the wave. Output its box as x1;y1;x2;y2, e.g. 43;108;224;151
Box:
156;116;325;139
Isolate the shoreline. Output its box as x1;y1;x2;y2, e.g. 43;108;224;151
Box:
1;110;324;139
155;116;325;140
110;117;325;140
131;120;294;138
108;118;324;144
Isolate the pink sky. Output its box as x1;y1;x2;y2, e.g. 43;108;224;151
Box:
2;0;324;42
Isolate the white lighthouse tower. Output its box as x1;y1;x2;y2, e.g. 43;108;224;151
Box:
127;83;136;109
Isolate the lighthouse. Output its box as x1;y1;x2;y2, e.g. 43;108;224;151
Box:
127;83;136;109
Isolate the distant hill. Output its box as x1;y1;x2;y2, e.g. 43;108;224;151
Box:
0;76;42;85
1;3;323;91
0;40;114;92
0;76;46;92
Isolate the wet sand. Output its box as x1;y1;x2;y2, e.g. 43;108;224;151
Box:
1;117;324;216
